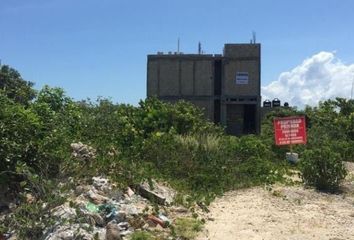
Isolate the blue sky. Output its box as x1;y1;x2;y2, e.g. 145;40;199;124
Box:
1;0;354;105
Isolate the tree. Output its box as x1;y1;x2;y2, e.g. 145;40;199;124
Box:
0;65;36;105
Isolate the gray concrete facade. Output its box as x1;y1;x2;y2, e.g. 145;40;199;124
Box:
147;43;261;135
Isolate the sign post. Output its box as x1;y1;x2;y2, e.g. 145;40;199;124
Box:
273;116;307;163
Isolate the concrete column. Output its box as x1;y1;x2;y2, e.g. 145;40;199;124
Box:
178;60;182;96
157;60;160;96
192;61;196;95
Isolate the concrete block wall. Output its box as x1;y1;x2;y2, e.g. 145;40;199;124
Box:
224;44;260;58
194;60;214;96
180;60;194;95
222;44;260;97
159;59;179;96
147;60;159;96
147;43;261;135
223;59;260;96
147;55;214;98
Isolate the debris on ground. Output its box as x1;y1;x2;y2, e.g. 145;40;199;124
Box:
70;142;96;161
19;176;191;240
137;180;176;205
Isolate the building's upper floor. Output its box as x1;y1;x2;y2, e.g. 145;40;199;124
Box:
147;43;260;98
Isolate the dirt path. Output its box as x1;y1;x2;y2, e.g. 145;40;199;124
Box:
197;166;354;240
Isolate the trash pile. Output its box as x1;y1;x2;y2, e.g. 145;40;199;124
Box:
70;142;97;162
1;143;199;240
41;176;182;240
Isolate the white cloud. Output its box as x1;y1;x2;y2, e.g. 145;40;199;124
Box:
262;51;354;108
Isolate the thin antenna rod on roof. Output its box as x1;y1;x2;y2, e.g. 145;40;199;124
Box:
198;42;202;54
252;31;256;44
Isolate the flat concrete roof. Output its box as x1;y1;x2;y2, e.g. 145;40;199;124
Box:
147;54;219;60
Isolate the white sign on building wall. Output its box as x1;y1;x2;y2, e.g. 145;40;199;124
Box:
235;72;249;84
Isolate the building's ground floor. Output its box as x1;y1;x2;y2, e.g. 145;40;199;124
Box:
157;95;261;136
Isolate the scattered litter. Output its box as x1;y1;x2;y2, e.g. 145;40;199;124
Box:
70;142;96;161
85;202;100;213
3;173;190;240
52;203;76;219
147;215;168;228
117;222;129;231
105;222;121;240
138;180;176;205
93;176;111;193
119;230;133;237
158;214;171;226
99;204;117;220
86;189;109;204
126;187;135;197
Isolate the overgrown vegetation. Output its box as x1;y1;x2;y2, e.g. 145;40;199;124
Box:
261;98;353;191
172;218;203;239
0;64;353;238
129;231;155;240
300;146;347;192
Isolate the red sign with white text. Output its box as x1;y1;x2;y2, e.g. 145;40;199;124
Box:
273;116;307;146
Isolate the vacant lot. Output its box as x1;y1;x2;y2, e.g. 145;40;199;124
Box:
197;163;354;240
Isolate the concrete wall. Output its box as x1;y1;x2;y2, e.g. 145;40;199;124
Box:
157;97;214;122
222;44;260;97
147;55;214;98
147;43;261;135
194;60;213;96
189;99;214;121
223;59;260;96
159;59;179;96
224;44;260;58
180;61;194;95
147;60;159;96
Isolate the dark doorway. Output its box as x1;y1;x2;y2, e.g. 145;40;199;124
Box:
243;104;256;134
226;104;257;135
214;99;220;123
214;60;221;95
226;104;244;136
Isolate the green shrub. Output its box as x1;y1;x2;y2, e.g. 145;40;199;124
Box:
300;146;347;192
130;231;155;240
173;217;203;239
0;93;40;183
0;65;36;106
141;133;284;199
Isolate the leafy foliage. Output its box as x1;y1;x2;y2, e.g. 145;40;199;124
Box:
1;65;353;239
130;231;155;240
300;146;347;192
0;93;40;182
0;65;36;106
172;217;203;239
141;133;284;198
304;98;354;161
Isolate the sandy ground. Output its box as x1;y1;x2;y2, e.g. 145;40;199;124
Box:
197;163;354;240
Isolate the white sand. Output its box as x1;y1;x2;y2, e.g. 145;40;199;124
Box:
197;164;354;240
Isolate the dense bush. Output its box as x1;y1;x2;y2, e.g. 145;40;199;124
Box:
0;65;36;106
300;146;347;192
0;93;40;184
305;98;354;162
141;133;283;197
1;64;353;206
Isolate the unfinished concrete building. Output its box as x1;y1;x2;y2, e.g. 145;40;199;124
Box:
147;43;261;135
